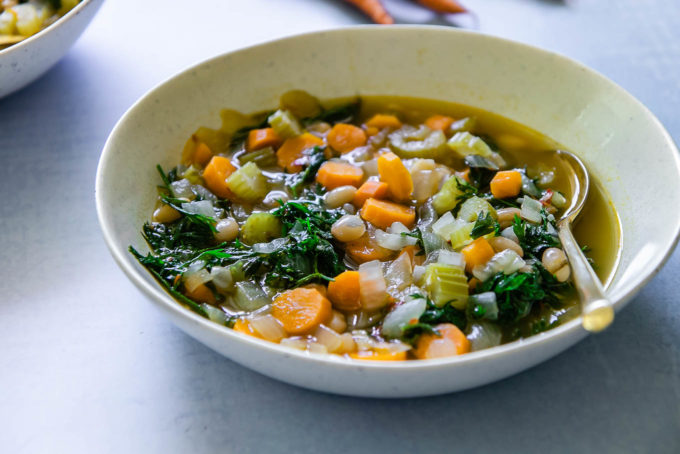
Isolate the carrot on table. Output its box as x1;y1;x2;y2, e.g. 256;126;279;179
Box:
353;180;389;208
271;288;332;335
365;114;402;130
327;123;367;153
247;128;282;151
377;151;413;202
416;0;467;14
276;133;324;172
349;349;407;361
425;114;455;131
345;234;395;263
360;198;416;230
316;161;364;190
461;237;495;271
344;0;394;25
327;271;361;311
414;323;470;359
489;170;522;199
202;156;237;199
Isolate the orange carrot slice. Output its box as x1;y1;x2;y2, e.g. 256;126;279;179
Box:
489;170;522;199
360;198;416;230
327;271;361;311
316;161;364;190
276;133;324;172
272;288;332;335
202;156;237;199
365;114;402;130
415;323;470;359
425;114;455;131
461;237;495;272
377;151;413;202
247;128;282;151
327;123;367;153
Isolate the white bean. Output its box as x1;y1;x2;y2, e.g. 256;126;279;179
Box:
542;247;568;276
324;185;357;208
497;207;522;229
153;204;181;223
331;215;366;242
489;236;524;257
214;217;240;242
263;190;289;208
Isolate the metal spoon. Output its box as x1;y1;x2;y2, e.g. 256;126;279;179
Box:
554;150;614;332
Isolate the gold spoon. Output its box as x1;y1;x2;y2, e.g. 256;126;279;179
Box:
555;150;614;332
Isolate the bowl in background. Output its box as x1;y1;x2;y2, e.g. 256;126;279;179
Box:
0;0;104;98
96;27;680;397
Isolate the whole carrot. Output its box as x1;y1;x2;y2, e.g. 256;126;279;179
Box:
344;0;394;24
416;0;467;14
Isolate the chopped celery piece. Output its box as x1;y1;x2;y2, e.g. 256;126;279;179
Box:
201;304;228;325
226;162;269;203
457;196;497;222
449;221;475;250
432;175;465;214
280;90;322;119
450;117;476;134
180;165;204;185
447;132;493;158
388;125;447;160
424;263;469;309
232;282;270;311
238;146;277;168
0;11;17;35
268;109;302;139
241;212;282;245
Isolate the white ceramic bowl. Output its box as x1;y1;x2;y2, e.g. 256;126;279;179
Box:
96;27;680;398
0;0;104;98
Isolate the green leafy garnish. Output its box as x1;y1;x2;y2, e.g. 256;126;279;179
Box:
402;322;441;344
512;213;561;260
470;211;500;239
285;146;327;197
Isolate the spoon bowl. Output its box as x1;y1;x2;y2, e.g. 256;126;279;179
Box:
555;149;615;332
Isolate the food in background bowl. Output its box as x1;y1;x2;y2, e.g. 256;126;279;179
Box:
0;0;81;49
130;91;620;361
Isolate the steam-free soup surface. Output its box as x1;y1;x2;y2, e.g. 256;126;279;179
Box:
131;92;620;360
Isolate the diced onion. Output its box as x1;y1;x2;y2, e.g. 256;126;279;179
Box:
358;260;388;310
385;253;413;293
184;268;211;292
314;325;343;353
438;249;466;268
472;250;526;282
232;282;270;311
467;322;503;351
170;179;195;200
249;315;286;342
201;304;228;325
422;231;446;255
252;238;288;254
373;341;412;353
381;297;427;338
375;229;416;251
469;292;499;320
210;266;233;292
432;212;456;239
181;200;215;218
501;226;519;243
387;222;410;235
520;196;543;223
413;265;426;284
307;343;328;354
280;337;308;350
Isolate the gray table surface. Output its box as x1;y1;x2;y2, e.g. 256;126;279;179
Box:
1;0;679;452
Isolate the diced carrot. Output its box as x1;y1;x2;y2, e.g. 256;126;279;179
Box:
232;319;262;339
468;277;480;291
327;271;361;311
247;128;282;151
184;283;216;305
377;151;413;202
271;288;332;335
193;142;214;167
327;123;367;154
353;180;389;208
276;133;324;172
425;114;455;131
365;114;402;130
202;156;237;199
345;235;395;263
303;283;328;297
316;161;364;190
414;323;470;359
360;198;416;230
349;349;407;361
489;170;523;199
364;126;380;137
461;237;495;271
398;245;425;267
456;168;470;183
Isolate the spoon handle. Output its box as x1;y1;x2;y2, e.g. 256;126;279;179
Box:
557;222;614;332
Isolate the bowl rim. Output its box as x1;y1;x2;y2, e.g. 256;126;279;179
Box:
96;25;680;371
0;0;98;56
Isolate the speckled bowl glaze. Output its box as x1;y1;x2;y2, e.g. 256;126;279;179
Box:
96;27;680;398
0;0;103;98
